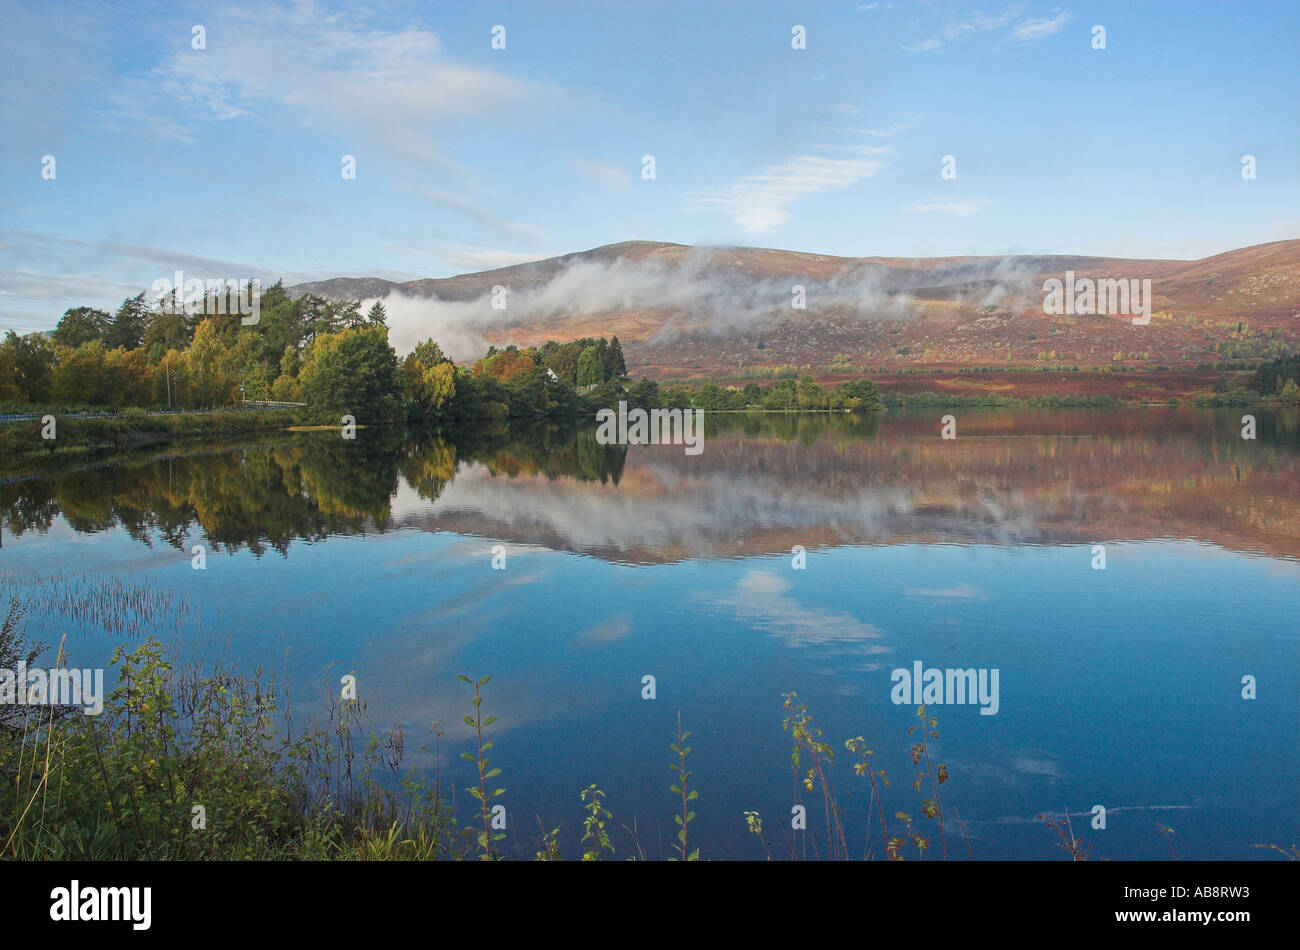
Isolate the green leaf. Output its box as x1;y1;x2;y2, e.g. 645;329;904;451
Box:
479;675;492;686
456;674;473;684
687;790;698;801
484;767;501;779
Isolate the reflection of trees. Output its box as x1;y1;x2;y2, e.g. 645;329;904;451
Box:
400;438;458;502
2;421;632;555
3;432;399;557
706;411;883;443
5;409;1293;560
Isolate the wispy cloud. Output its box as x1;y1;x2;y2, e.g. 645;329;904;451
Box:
397;184;547;242
816;117;917;137
905;195;994;216
575;159;629;191
114;3;551;173
1013;10;1076;41
904;4;1074;52
684;153;885;233
435;244;552;272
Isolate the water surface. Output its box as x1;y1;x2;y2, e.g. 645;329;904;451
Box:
3;409;1296;860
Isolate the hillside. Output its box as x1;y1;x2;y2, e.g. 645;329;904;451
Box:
289;239;1300;382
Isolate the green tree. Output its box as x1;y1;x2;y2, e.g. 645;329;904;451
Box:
297;327;402;423
839;378;881;410
143;309;192;364
603;336;627;379
52;341;108;405
184;319;238;407
104;293;149;351
2;331;56;403
692;384;730;411
765;378;798;410
51;307;111;348
576;345;604;387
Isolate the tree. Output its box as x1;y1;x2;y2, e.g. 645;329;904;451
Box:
401;339;458;414
839;378;881;410
332;299;365;330
692;384;730;411
577;345;604;387
103;346;153;406
51;341;108;405
143;309;192;363
104;293;149;351
0;340;21;403
603;336;627;379
2;331;56;403
797;376;828;409
366;300;388;328
1281;378;1300;405
51;307;111;348
297;327;402;423
184;319;238;407
765;378;797;410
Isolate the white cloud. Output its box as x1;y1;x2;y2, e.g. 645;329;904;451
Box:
905;196;994;216
575;159;629;191
116;3;550;173
1013;11;1075;41
683;153;885;233
904;4;1075;52
436;245;552;272
397;184;547;241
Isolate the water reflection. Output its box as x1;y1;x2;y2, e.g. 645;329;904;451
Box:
2;409;1296;561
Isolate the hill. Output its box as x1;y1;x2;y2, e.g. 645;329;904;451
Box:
288;239;1300;383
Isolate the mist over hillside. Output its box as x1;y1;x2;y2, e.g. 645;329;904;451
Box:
287;239;1300;375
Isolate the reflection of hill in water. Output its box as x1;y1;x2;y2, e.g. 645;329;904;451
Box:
3;410;1296;562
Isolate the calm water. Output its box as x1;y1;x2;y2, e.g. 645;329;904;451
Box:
2;409;1297;860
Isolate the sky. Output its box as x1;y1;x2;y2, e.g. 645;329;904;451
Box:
1;0;1297;335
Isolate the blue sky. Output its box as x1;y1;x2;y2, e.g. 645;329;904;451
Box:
1;0;1296;334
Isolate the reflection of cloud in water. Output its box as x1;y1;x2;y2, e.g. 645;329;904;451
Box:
392;459;1041;562
576;613;633;647
1011;755;1063;778
700;570;890;652
904;583;988;600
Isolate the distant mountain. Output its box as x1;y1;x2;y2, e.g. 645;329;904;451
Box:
287;239;1300;376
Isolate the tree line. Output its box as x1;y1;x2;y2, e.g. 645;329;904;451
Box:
1;285;883;423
